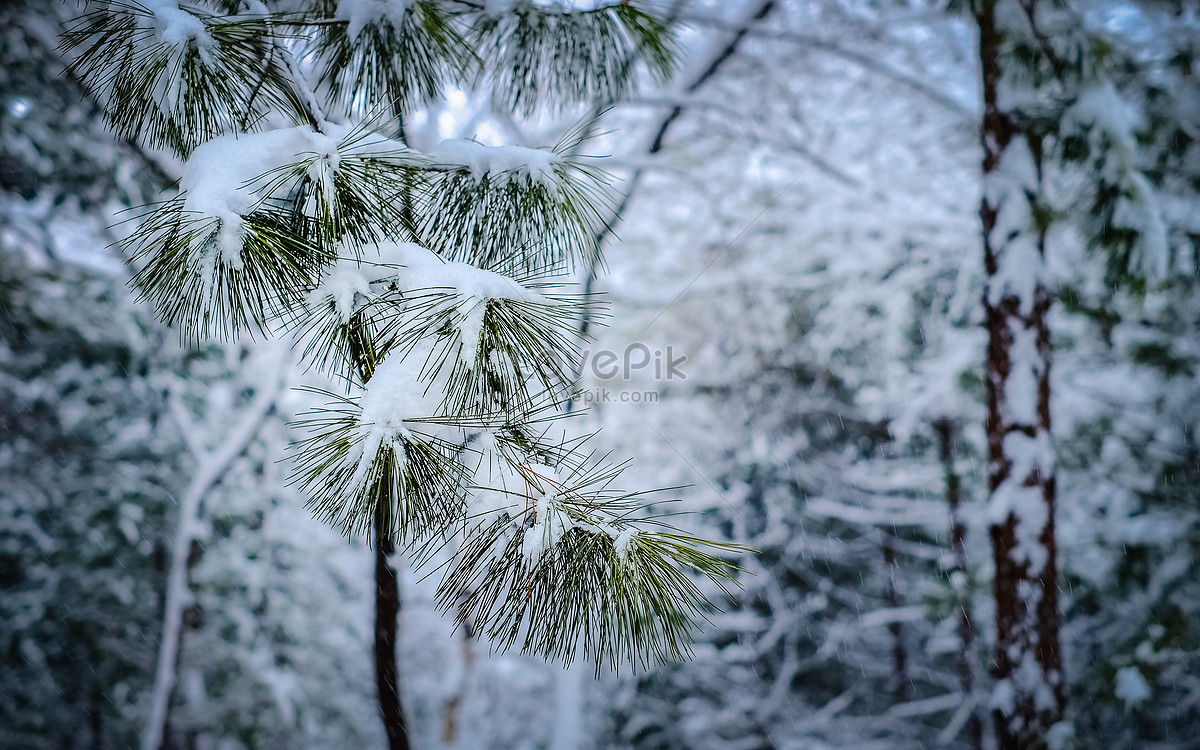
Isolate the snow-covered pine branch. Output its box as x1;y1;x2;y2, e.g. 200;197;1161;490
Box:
61;0;300;153
62;0;740;678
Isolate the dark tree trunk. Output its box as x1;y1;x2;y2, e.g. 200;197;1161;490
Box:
977;3;1064;747
89;691;104;750
936;418;983;750
374;523;410;750
350;322;411;750
881;528;909;701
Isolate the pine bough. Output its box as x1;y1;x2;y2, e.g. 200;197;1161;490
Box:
62;0;740;673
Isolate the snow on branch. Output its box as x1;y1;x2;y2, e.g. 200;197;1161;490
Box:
430;139;561;188
61;1;297;153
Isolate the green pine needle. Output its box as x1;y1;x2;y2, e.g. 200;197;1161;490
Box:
422;152;612;274
468;1;679;116
311;0;476;118
62;2;302;155
289;388;468;542
255;127;428;252
126;201;328;340
437;450;744;672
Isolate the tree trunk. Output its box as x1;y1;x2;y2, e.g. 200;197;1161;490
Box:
977;3;1064;747
881;528;909;701
141;367;285;750
936;418;983;750
441;617;474;747
349;319;412;750
374;524;410;750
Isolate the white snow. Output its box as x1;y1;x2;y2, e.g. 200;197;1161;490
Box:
985;137;1046;314
134;1;216;115
1112;171;1169;280
374;241;537;300
336;0;415;39
1045;721;1076;750
1065;83;1170;279
431;139;561;189
1004;430;1054;481
988;478;1049;574
987;136;1041;203
1001;322;1043;427
371;241;547;363
987;233;1044;314
143;0;215;56
520;463;576;565
612;527;637;562
305;131;343;208
182;126;342;269
990;678;1016;716
308;260;373;323
1070;82;1141;157
350;341;447;491
1013;652;1058;712
1114;665;1151;710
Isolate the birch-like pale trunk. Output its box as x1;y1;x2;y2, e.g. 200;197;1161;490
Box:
977;2;1064;746
141;347;289;750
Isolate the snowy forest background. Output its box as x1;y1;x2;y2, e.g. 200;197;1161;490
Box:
2;0;1199;749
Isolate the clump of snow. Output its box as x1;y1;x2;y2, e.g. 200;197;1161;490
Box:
984;138;1047;315
1004;431;1054;481
990;678;1016;716
308;260;372;323
996;78;1041;113
1069;83;1141;156
989;429;1056;572
456;299;489;366
461;436;575;567
1000;322;1043;427
374;241;534;300
350;342;445;491
1064;84;1170;280
336;0;415;39
612;527;637;562
988;479;1050;574
1013;652;1058;712
431;139;561;189
1045;721;1076;750
144;0;215;58
1114;665;1151;710
182;126;345;270
372;241;547;364
520;463;576;565
134;1;216;115
1112;171;1169;280
304;131;343;208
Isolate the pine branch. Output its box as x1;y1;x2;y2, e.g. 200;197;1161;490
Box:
420;136;613;273
125;200;327;340
310;0;475;118
61;2;300;155
468;1;679;116
62;0;745;679
437;438;743;672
